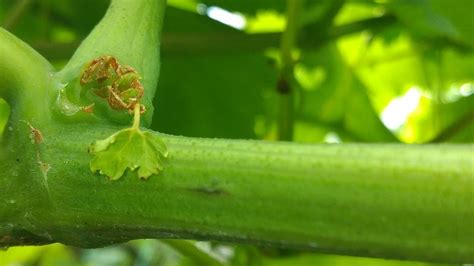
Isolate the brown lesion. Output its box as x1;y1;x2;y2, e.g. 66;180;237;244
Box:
21;121;50;174
19;121;52;198
80;55;145;114
22;120;43;145
80;103;95;113
80;56;119;85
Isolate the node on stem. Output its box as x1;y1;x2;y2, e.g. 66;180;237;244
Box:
83;57;168;181
80;55;145;113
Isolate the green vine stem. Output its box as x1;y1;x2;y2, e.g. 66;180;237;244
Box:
0;0;473;264
1;124;473;263
0;28;54;124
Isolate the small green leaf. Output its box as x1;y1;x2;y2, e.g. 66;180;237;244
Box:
89;128;168;180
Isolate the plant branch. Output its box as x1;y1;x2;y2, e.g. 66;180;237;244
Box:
1;1;472;264
277;0;303;141
0;28;54;122
0;124;472;263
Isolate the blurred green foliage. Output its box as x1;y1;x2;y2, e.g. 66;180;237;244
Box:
0;0;472;265
0;240;460;266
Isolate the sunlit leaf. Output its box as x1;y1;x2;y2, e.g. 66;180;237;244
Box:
297;44;397;142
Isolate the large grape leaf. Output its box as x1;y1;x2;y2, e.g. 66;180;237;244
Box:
153;53;275;139
339;27;474;143
151;7;277;139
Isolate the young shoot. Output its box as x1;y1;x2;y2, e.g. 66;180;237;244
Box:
84;56;168;180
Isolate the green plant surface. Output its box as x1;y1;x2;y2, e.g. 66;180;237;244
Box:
1;117;473;263
0;0;473;265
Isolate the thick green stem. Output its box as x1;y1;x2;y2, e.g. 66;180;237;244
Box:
1;122;472;263
0;1;472;264
0;28;54;121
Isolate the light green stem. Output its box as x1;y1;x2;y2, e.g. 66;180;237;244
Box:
132;104;141;130
1;122;473;263
0;28;54;121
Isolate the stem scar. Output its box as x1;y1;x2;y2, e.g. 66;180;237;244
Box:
20;120;52;199
21;120;43;144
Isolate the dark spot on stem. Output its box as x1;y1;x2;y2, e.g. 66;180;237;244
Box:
277;76;290;94
188;187;230;196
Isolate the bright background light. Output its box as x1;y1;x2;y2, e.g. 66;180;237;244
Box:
381;87;423;131
206;6;246;30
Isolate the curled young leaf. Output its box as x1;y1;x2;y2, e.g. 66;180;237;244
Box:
80;55;144;113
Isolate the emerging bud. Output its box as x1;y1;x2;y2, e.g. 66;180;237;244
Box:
80;56;145;113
